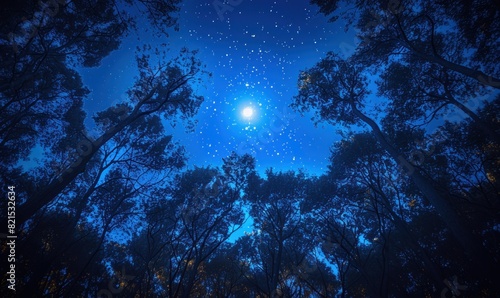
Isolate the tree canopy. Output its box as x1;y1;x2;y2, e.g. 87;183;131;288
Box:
0;0;498;297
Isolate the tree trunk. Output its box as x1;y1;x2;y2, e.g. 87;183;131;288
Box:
423;53;500;89
447;96;500;144
376;186;444;287
17;112;136;225
271;239;284;296
351;105;488;263
397;22;500;89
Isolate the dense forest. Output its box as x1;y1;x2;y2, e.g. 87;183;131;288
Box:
1;0;499;297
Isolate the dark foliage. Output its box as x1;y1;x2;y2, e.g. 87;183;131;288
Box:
0;0;498;297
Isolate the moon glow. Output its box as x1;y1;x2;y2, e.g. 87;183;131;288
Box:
242;106;254;119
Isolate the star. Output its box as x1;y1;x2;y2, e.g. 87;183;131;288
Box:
242;106;254;119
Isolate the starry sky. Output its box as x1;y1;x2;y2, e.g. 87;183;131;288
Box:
80;0;358;176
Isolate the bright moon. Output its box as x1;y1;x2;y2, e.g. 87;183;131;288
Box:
242;107;254;118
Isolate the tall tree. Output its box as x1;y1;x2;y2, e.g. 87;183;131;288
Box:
242;169;328;296
123;155;250;297
310;0;500;88
16;47;206;224
292;52;494;280
378;60;500;143
0;0;189;225
326;132;449;294
9;211;107;297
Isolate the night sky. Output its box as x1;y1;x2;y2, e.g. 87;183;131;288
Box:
80;0;357;176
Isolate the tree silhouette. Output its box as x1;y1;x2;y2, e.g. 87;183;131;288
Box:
311;0;500;88
16;47;206;224
379;60;500;143
1;1;499;297
0;0;190;223
292;52;495;285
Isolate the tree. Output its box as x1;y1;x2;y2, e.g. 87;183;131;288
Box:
241;169;332;297
292;52;494;282
325;132;448;295
201;242;252;297
124;157;250;297
5;211;107;297
0;0;192;229
4;109;187;296
310;0;500;88
378;60;500;143
16;47;206;224
1;0;125;174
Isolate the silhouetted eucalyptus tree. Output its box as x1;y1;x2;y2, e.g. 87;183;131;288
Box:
379;61;500;143
0;0;182;144
17;47;206;224
310;0;500;88
292;52;491;273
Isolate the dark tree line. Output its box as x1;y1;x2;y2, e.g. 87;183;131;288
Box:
1;0;499;297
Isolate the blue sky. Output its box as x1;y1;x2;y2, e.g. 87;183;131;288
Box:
79;0;359;177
